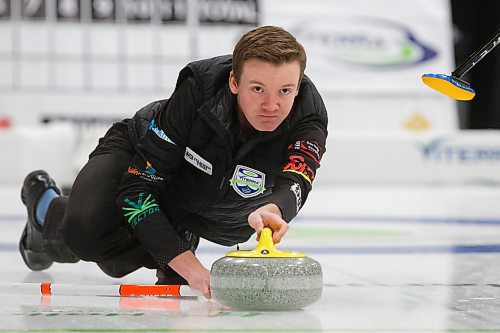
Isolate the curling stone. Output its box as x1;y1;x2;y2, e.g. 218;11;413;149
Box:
210;227;322;310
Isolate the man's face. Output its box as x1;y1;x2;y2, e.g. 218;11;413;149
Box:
229;59;300;132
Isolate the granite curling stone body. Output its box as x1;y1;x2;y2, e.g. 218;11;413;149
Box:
210;228;323;310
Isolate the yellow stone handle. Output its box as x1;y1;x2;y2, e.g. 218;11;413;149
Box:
254;227;276;255
224;227;305;258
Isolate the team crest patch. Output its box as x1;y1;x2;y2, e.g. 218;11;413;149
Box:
229;165;266;198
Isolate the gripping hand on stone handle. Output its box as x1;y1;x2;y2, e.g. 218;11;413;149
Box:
248;203;289;244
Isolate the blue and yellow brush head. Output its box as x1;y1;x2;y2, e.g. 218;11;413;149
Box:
422;73;476;101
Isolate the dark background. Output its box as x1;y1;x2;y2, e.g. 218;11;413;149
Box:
451;0;500;129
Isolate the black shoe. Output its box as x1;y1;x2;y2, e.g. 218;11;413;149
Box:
19;170;60;271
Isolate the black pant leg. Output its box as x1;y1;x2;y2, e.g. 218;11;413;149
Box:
58;152;153;265
42;196;79;263
43;119;196;280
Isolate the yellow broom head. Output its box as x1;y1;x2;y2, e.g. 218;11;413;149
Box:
422;73;476;101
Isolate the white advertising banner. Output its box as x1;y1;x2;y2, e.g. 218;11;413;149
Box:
261;0;454;93
320;131;500;185
322;96;456;131
0;0;457;131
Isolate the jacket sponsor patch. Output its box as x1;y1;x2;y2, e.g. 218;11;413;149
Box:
122;193;160;228
290;182;302;213
185;147;213;175
230;165;266;198
128;161;164;183
283;155;315;184
149;119;176;145
288;140;321;162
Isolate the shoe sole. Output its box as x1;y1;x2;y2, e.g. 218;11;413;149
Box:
19;226;53;271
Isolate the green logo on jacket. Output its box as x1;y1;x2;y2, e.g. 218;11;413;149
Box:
122;193;160;228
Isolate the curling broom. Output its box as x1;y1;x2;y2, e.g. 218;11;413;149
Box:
0;282;201;297
422;28;500;101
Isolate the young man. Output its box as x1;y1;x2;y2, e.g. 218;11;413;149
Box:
19;26;328;299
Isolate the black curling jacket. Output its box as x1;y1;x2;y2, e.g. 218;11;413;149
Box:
117;55;328;271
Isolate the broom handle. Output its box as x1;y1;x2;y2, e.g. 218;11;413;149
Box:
453;28;500;78
0;283;201;297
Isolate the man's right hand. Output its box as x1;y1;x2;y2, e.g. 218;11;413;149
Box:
168;250;212;299
248;203;289;244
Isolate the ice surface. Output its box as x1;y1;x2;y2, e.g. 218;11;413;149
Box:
1;185;500;332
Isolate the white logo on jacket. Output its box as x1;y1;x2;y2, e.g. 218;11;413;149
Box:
184;147;213;175
290;183;302;213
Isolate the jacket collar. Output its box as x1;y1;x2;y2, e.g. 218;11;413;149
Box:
200;84;289;153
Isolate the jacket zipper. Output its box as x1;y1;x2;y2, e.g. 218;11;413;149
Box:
219;175;226;190
198;110;284;209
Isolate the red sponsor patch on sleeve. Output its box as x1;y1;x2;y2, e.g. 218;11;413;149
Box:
283;155;315;184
